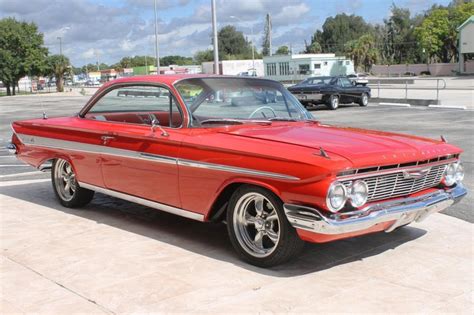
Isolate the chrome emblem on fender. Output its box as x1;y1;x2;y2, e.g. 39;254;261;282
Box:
402;168;431;180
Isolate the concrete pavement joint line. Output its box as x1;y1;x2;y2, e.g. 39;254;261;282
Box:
428;105;467;110
379;102;411;107
3;255;116;315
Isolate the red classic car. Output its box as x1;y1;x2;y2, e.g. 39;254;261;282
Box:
7;75;467;267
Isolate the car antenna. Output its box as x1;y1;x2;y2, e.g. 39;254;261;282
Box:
41;102;47;119
440;135;447;143
318;147;330;159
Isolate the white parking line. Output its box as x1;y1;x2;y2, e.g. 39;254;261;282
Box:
0;171;44;179
428;105;467;110
0;165;30;167
0;178;50;187
379;102;411;107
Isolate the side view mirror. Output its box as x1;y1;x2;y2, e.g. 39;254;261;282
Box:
151;119;169;137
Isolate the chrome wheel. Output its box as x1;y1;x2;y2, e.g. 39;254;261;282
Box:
53;159;77;202
233;192;281;258
361;93;368;106
331;96;339;109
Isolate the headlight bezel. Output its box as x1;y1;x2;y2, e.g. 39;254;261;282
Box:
349;180;369;208
326;181;348;213
444;161;464;187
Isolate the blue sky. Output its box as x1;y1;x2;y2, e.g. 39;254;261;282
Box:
0;0;451;67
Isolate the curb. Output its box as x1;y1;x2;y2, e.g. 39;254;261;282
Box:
428;105;467;110
378;102;411;107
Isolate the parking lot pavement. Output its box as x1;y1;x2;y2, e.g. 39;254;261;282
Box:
1;180;472;314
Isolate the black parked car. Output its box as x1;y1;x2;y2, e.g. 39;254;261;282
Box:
287;76;371;110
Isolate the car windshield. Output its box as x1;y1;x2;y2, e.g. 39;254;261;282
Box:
174;77;312;126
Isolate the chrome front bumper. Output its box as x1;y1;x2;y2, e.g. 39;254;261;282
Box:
284;184;467;235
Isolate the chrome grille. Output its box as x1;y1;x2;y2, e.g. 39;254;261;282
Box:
342;164;447;202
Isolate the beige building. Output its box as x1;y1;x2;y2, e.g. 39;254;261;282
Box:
458;16;474;74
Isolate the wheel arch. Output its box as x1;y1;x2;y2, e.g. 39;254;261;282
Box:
205;179;282;222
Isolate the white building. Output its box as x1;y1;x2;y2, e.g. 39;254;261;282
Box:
202;59;264;76
458;16;474;74
263;54;355;82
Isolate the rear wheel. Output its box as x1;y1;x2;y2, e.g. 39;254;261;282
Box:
327;95;339;110
359;93;369;107
226;185;304;267
52;159;94;208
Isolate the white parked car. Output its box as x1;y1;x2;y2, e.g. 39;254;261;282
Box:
347;73;369;86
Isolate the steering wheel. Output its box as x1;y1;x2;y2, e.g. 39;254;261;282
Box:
248;106;277;119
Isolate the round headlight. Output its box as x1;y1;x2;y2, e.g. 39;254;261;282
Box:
444;163;457;186
454;162;464;183
327;182;348;212
350;180;369;208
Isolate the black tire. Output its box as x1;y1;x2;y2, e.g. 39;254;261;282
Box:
226;185;305;267
51;158;94;208
359;93;369;107
327;94;339;110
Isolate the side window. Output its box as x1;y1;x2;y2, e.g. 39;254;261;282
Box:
340;78;352;87
85;85;183;128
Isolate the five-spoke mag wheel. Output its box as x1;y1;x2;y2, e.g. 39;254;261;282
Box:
227;185;304;267
51;159;94;207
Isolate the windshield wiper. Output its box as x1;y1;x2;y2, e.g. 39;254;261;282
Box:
200;118;271;125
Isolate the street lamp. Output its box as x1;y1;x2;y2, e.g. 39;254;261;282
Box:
230;15;255;70
56;26;70;56
154;0;160;74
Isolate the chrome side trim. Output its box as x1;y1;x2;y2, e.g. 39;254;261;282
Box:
284;184;467;235
17;133;299;181
78;181;204;221
178;159;299;181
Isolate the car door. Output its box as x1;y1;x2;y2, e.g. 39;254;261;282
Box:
338;77;358;103
81;84;186;208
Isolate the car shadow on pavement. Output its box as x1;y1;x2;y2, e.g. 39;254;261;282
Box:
1;182;426;277
305;104;362;111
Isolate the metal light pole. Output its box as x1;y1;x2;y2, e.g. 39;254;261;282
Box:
57;37;63;55
230;16;255;70
154;0;160;75
211;0;219;74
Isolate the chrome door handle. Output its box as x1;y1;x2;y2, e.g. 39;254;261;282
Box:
101;135;115;145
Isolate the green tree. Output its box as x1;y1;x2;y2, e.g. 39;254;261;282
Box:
310;14;372;53
194;49;214;64
218;25;252;59
346;34;379;72
275;45;289;55
305;41;322;53
0;17;48;95
261;13;272;56
46;54;71;92
383;5;423;64
160;55;193;66
415;2;474;62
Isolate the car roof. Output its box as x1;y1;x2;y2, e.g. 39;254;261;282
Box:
101;74;274;89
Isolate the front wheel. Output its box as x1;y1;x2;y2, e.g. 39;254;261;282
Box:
327;95;339;110
52;159;94;208
359;93;369;107
226;185;304;267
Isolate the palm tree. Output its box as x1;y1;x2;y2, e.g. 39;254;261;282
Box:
47;54;70;92
345;35;378;72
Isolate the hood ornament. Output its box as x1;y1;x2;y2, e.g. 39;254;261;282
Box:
316;147;330;159
440;135;447;143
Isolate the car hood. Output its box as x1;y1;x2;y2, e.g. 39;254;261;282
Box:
220;123;461;168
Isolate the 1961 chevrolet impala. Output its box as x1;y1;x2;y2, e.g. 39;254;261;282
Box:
8;75;467;267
